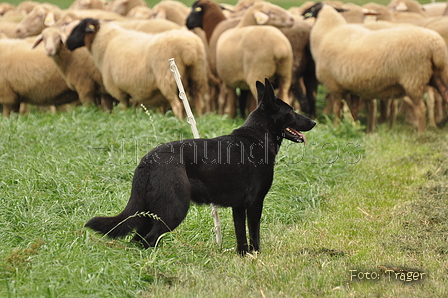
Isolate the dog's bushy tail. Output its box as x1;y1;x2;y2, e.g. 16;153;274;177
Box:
85;213;136;239
85;202;143;238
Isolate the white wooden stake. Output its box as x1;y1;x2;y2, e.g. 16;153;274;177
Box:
169;58;222;246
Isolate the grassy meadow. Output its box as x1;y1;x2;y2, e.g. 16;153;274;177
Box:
2;0;448;297
1;100;447;297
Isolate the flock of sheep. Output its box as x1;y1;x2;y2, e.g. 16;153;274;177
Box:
1;0;448;133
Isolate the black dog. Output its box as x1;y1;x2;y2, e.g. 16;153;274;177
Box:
85;78;316;254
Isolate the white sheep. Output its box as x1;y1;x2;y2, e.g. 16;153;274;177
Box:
150;0;190;26
126;6;152;19
15;3;62;38
215;2;295;116
302;2;448;133
65;18;210;118
117;18;181;33
0;37;78;117
69;0;108;10
387;0;429;17
13;1;39;16
0;12;24;38
15;3;126;38
107;0;148;16
422;2;448;17
0;3;15;16
32;27;116;111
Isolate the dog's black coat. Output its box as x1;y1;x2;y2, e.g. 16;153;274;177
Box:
85;79;316;254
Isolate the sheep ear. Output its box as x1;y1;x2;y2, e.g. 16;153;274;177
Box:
253;11;269;25
31;34;43;49
86;23;97;33
44;12;56;26
394;2;409;12
60;32;68;45
153;10;167;19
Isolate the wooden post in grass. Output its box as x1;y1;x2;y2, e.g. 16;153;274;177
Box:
169;58;222;246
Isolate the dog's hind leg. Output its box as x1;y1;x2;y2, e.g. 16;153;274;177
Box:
131;218;153;243
141;197;191;248
232;206;248;255
246;202;263;253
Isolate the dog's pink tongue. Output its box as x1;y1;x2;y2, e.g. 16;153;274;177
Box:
289;127;306;144
299;132;306;145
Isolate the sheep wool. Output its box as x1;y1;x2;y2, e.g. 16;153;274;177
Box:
303;3;448;133
66;18;209;118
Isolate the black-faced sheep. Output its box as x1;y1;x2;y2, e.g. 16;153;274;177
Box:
32;27;116;111
303;2;448;133
0;37;78;116
65;18;209;118
187;0;318;117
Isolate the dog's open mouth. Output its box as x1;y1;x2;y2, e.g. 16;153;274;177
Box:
285;127;306;144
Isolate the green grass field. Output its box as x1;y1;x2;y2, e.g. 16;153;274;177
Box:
2;0;448;297
1;103;447;297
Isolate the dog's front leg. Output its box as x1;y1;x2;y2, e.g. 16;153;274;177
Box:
246;202;262;253
232;206;248;255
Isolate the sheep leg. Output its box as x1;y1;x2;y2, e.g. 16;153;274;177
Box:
402;96;418;128
346;94;361;121
224;88;237;118
389;99;399;129
3;103;20;117
426;87;436;128
434;91;444;124
366;99;377;133
332;96;343;127
238;89;249;118
246;92;257;116
217;82;228;115
100;94;115;113
408;96;427;133
169;98;185;120
430;75;448;105
324;93;333;115
378;99;390;124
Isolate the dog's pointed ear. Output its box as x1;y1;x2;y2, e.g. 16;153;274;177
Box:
256;80;265;105
258;78;278;110
264;78;275;102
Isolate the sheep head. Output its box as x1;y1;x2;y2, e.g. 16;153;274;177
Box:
186;0;226;30
66;18;100;52
15;4;61;38
242;2;295;27
302;2;347;19
108;0;147;16
32;27;68;57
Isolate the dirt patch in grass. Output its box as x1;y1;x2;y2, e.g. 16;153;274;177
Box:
385;165;448;256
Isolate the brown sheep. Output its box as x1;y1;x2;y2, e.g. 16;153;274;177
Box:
0;37;78;117
32;27;116;111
